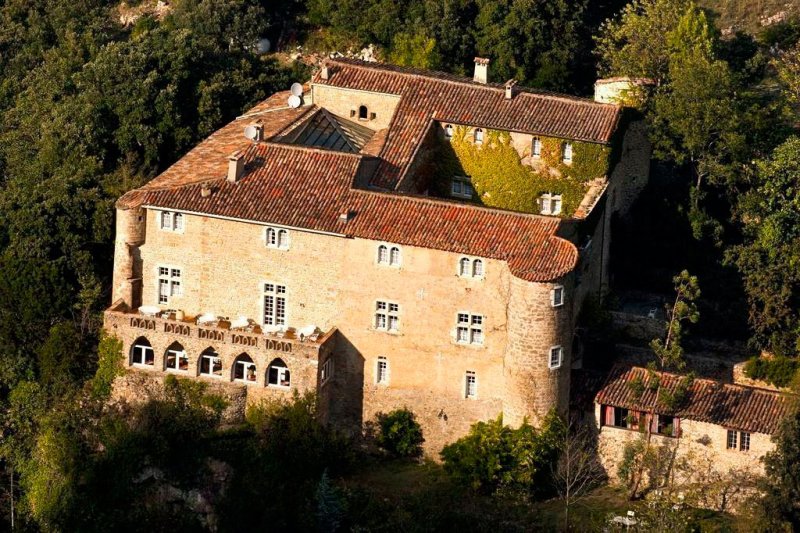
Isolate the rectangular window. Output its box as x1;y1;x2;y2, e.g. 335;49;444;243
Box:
264;283;287;326
657;415;675;436
200;354;222;377
173;213;184;231
159;211;184;232
465;371;477;398
539;194;563;216
532;137;542;158
451;176;474;199
160;211;172;230
563;142;573;163
165;349;189;372
375;301;399;332
613;406;629;428
321;358;333;384
549;346;563;369
726;429;737;450
740;431;750;451
456;313;484;345
157;266;181;304
551;286;564;307
266;227;290;249
377;357;389;384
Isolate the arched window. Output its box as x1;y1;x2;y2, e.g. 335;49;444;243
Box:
160;211;172;230
131;337;154;366
472;259;484;277
277;229;289;249
377;244;388;264
389;247;401;266
532;137;542;158
267;358;291;388
474;128;484;145
266;227;277;246
173;213;184;231
358;105;368;120
233;353;257;383
165;341;188;372
459;257;471;277
562;142;573;163
199;347;223;377
444;124;454;140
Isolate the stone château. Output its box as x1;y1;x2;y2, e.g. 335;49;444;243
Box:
104;57;650;451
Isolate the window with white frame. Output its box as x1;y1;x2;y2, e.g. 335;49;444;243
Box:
159;211;184;232
131;338;154;366
199;349;223;377
562;142;573;163
474;128;484;145
444;124;454;140
377;245;402;266
165;342;188;372
458;257;484;278
390;246;401;266
375;301;400;332
532;137;542;158
263;283;287;327
451;176;474;199
549;345;563;369
551;285;565;307
740;431;751;451
456;313;484;345
376;356;389;384
726;429;737;449
465;371;477;398
233;354;257;383
267;358;290;388
472;259;484;277
321;358;334;384
539;193;562;216
266;227;289;249
157;266;182;304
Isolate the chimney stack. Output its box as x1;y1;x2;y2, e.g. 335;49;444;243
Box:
473;57;489;84
227;150;245;183
320;64;330;80
504;79;518;99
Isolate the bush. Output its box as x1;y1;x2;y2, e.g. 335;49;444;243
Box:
744;356;800;387
440;411;564;496
376;408;425;457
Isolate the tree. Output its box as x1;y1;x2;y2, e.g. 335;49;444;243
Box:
389;29;441;69
757;395;800;531
376;408;425;458
729;137;800;355
627;270;700;499
551;419;604;530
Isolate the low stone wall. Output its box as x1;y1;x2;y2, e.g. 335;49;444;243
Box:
611;311;665;341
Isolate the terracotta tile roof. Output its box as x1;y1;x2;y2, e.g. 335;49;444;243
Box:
313;58;622;189
595;365;791;435
135;142;577;282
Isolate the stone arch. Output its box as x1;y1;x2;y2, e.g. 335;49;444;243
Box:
232;353;257;383
164;341;188;372
266;357;291;388
358;105;368;120
130;336;154;366
198;346;223;378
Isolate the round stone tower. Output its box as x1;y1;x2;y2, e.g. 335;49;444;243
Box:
111;204;146;309
502;274;573;426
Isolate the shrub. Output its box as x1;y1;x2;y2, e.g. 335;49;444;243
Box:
744;356;800;387
376;408;425;457
440;411;564;496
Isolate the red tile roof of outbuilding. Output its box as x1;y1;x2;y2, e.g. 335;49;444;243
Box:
595;365;791;435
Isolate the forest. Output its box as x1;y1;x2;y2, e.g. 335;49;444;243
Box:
2;0;800;530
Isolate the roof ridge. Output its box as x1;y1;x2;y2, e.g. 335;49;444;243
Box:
325;58;617;108
627;365;788;396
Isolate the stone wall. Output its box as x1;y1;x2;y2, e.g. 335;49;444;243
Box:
310;83;400;131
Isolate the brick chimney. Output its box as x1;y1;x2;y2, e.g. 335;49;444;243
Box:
227;150;245;183
473;57;490;84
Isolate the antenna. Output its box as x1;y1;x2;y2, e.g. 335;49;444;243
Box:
287;94;302;108
244;125;259;140
290;83;303;97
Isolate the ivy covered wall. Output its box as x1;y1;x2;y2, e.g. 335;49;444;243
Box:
430;126;612;216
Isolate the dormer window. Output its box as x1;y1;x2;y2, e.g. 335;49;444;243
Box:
562;142;573;163
539;193;562;216
532;137;542;158
474;128;484;145
444;124;454;140
358;105;368;120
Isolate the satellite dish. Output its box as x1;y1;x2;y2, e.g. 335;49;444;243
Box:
287;94;302;108
290;82;303;97
244;125;259;140
256;38;271;54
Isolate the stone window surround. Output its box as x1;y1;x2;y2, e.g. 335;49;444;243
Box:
551;285;565;307
131;340;155;367
457;256;485;279
262;281;288;328
233;354;258;385
376;356;389;385
465;370;477;399
165;346;189;372
158;210;185;233
548;345;563;369
267;358;291;388
374;299;400;333
157;264;183;306
376;243;402;268
455;312;484;346
265;226;290;250
199;350;224;378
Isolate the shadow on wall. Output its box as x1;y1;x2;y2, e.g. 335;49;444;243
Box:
319;330;365;437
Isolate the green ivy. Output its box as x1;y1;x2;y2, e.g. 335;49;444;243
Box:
431;126;611;216
744;356;800;388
